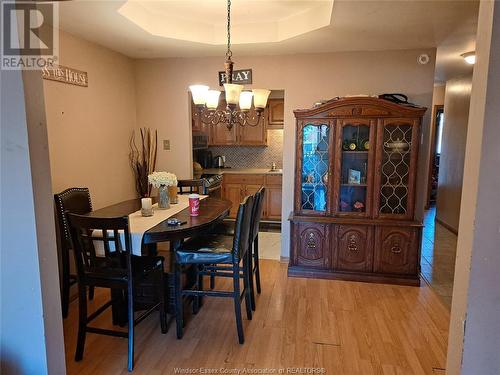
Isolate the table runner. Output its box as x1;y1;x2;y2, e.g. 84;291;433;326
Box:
94;194;206;256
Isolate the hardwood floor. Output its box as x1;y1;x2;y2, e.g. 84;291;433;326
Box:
420;207;457;309
63;260;450;375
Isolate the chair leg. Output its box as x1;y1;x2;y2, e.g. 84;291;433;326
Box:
88;286;95;300
61;250;70;318
127;282;134;372
248;242;256;312
232;263;244;344
209;265;215;289
175;262;184;339
158;270;168;334
198;268;204;308
254;237;261;294
243;254;253;321
75;284;87;361
193;265;200;314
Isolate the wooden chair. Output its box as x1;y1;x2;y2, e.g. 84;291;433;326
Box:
173;195;254;343
208;187;265;311
248;187;265;310
177;179;204;194
67;214;167;372
54;187;93;318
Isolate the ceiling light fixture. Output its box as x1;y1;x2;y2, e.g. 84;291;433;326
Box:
461;51;476;65
189;0;270;131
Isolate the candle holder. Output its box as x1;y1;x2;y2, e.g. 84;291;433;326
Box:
141;197;154;216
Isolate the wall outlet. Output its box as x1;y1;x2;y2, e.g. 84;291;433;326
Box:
163;140;170;150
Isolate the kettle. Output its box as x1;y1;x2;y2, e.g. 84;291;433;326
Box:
213;155;225;168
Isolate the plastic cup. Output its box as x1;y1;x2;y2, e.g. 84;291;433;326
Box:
188;193;200;216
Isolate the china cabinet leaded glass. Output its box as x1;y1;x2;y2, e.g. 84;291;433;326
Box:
300;123;331;213
290;97;426;286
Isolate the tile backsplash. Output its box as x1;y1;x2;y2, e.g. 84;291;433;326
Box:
208;129;283;169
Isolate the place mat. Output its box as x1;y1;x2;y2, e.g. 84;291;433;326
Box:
93;195;206;256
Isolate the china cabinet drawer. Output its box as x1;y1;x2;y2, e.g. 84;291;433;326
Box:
293;223;331;269
333;225;373;272
374;226;419;275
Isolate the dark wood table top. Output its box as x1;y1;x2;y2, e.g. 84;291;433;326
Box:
87;197;231;244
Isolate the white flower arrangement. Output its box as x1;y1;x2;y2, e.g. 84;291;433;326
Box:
148;171;178;188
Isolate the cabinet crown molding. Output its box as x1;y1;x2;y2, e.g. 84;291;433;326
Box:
293;97;427;119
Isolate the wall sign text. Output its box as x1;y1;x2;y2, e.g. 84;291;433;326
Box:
218;69;252;86
41;64;88;87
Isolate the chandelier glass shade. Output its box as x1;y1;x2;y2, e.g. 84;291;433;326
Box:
189;0;270;130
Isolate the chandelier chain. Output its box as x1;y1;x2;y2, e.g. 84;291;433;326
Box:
226;0;232;60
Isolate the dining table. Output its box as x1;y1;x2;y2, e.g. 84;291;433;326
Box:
85;195;232;324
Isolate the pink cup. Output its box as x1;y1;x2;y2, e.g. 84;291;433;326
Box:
188;194;200;216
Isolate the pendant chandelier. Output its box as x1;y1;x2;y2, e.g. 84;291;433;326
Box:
189;0;271;131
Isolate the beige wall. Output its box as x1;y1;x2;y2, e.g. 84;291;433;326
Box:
134;49;436;256
435;76;472;232
447;1;499;373
432;84;446;107
43;31;138;209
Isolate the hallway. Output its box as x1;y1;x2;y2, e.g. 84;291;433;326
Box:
420;207;458;309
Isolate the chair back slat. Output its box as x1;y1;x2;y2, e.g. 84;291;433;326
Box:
68;214;132;280
232;195;254;261
177;179;204;195
250;186;266;241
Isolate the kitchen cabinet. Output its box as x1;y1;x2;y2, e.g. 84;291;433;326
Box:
224;183;244;217
289;97;426;286
265;186;282;220
238;109;268;145
192;102;212;145
222;173;282;221
211;122;238;146
192;96;268;146
210;106;267;146
267;99;284;129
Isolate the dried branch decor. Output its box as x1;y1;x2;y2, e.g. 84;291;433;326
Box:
129;128;158;197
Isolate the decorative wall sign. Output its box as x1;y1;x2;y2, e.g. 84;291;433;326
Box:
218;69;252;86
41;64;88;87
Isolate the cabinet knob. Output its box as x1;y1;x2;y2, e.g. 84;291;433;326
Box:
391;244;402;254
347;235;358;252
306;233;317;249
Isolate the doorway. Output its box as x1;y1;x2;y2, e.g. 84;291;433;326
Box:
427;105;444;207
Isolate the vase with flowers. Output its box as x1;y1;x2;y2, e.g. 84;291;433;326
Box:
148;171;178;209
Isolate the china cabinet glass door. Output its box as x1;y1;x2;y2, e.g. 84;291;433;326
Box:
299;122;332;214
337;120;374;216
377;120;417;218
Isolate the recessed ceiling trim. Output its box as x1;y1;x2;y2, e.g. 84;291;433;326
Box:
118;0;334;45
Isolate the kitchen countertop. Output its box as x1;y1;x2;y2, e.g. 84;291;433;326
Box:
200;168;283;175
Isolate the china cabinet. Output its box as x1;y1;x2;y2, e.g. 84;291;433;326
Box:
289;97;426;285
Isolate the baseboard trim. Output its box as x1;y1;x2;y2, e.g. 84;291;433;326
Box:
435;217;458;235
280;256;290;264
